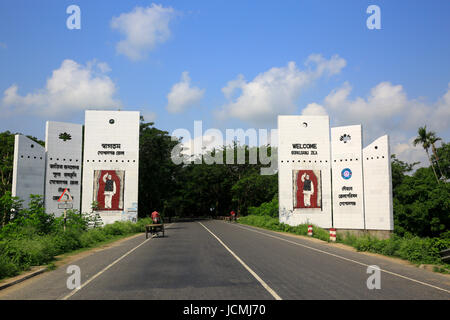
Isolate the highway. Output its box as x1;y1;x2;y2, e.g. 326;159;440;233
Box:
1;220;449;300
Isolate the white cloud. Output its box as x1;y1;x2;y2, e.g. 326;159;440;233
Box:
323;82;408;122
305;54;347;77
96;62;112;73
166;71;205;114
301;102;328;116
432;83;450;131
307;82;450;136
1;59;120;117
216;54;346;126
302;82;450;165
391;137;429;167
221;74;246;100
111;4;176;61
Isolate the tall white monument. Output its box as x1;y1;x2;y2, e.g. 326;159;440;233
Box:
278;115;333;228
331;125;365;229
44;121;83;216
81;110;140;225
363;135;394;230
278;115;393;232
12;135;46;207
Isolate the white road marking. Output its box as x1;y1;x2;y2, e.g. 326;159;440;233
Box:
198;222;282;300
230;222;450;295
62;224;173;300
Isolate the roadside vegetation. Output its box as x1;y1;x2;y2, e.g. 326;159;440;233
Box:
0;193;151;280
0;123;448;277
239;213;330;242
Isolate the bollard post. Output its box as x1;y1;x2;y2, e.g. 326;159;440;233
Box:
307;225;313;236
329;228;336;242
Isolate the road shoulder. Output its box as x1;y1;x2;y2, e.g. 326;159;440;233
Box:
0;232;145;298
236;221;450;281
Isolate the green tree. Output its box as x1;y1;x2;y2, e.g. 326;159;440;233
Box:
1;194;54;237
0;131;16;198
138;117;182;218
391;154;419;190
0;191;23;227
433;142;450;180
231;172;277;216
0;131;44;199
393;167;449;237
427;131;445;179
392;142;449;238
247;195;279;218
413;126;439;183
153;143;277;219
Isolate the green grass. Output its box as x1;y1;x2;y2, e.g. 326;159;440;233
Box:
0;218;152;280
57;232;140;258
238;214;330;242
339;232;450;266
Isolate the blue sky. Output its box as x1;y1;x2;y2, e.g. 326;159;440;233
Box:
0;0;449;164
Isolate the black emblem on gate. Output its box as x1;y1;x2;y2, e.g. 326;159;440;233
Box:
59;132;72;141
340;134;351;143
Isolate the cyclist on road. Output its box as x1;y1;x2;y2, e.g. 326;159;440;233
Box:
230;210;236;222
151;211;161;224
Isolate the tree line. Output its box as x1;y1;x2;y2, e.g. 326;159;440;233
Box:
392;126;449;238
138;118;277;220
0;121;448;238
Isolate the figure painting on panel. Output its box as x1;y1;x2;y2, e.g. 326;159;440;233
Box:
103;173;116;209
301;173;314;207
293;170;322;210
93;170;124;211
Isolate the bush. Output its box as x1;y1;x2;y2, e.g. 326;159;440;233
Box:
53;210;89;233
239;214;330;242
102;221;134;236
0;204;148;280
1;237;54;269
395;237;437;264
248;196;278;218
2;195;56;237
51;231;82;254
340;233;448;265
0;254;18;278
79;228;109;247
135;218;152;231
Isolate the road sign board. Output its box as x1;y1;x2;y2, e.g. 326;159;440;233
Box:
58;202;73;209
58;188;73;202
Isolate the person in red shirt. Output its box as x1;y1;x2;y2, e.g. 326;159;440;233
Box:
151;211;161;224
230;210;236;222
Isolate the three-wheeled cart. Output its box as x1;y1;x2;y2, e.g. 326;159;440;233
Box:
145;223;165;239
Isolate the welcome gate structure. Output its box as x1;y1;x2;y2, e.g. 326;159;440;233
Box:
11;110;140;225
278;115;393;238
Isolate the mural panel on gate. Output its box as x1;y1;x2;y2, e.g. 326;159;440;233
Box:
292;170;322;210
93;170;125;211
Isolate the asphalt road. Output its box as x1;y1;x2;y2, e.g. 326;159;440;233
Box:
1;220;449;300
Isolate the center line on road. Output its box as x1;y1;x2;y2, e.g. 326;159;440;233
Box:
230;222;450;295
198;222;282;300
61;223;173;300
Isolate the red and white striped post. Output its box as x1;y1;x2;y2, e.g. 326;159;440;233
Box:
329;228;337;242
307;225;313;236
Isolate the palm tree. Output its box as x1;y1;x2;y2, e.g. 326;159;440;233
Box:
413;126;440;183
427;131;444;179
